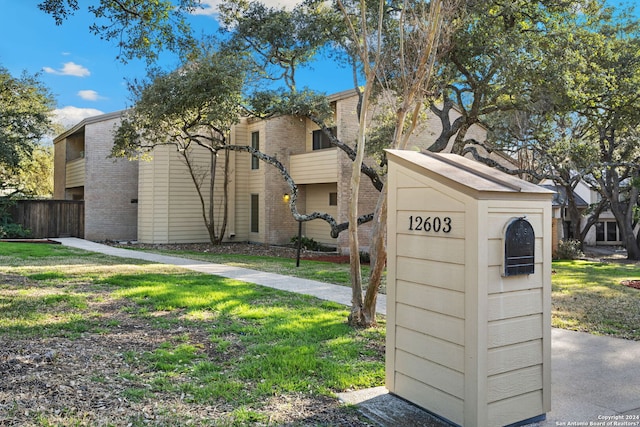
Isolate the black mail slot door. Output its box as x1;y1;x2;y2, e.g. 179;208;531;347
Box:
504;217;535;276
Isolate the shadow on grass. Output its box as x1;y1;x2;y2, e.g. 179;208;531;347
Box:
94;272;385;399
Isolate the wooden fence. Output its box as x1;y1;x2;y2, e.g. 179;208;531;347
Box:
10;200;84;239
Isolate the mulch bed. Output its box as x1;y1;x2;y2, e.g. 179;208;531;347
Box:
621;280;640;290
114;242;356;264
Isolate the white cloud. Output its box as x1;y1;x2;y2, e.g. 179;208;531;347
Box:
77;90;104;101
43;62;91;77
190;0;219;15
53;106;104;129
191;0;301;15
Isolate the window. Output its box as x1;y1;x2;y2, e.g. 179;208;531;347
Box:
312;127;336;150
607;221;618;242
596;221;620;243
251;131;260;170
329;192;338;206
251;194;259;233
596;222;604;241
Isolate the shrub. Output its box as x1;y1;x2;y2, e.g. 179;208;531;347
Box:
290;235;321;251
555;239;584;260
0;197;31;238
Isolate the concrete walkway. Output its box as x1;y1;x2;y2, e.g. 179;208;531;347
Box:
52;238;640;426
52;238;385;315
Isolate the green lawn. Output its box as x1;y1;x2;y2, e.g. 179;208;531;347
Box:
121;244;640;340
0;242;383;426
552;259;640;340
1;242;640;425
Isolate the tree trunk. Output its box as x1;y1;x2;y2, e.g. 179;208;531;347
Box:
347;84;371;327
362;185;387;325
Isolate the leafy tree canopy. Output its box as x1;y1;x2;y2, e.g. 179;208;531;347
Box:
0;66;54;173
112;46;248;158
37;0;201;63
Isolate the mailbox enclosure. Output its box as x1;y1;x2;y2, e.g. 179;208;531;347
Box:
385;150;554;427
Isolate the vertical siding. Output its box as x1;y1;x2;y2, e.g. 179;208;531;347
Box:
53;139;67;199
246;121;266;243
233;120;250;241
138;146;170;243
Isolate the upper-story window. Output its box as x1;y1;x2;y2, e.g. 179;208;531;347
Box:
312;127;336;150
251;131;260;170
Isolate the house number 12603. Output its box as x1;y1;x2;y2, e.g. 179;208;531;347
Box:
408;216;452;233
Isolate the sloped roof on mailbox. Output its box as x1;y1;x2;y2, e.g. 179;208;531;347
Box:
386;149;555;197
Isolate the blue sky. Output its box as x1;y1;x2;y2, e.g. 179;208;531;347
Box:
0;0;354;129
0;1;635;130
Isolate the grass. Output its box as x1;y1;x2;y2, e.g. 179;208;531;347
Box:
2;241;640;424
0;242;384;426
552;259;640;340
132;245;640;341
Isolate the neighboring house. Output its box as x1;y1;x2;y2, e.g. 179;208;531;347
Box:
540;179;621;246
54;90;508;253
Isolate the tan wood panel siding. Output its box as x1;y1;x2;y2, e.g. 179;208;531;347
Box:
487;265;544;294
303;183;338;245
394;373;464;426
396;186;465;212
396;350;464;399
290;149;338;184
166;146;229;243
396;234;465;264
396;280;464;318
487;390;544;427
396;327;464;373
487;289;542;321
488;314;543;348
487;365;543;403
247;122;266;242
138;147;170;243
396;303;465;346
233;121;250;240
65;158;85;188
487;340;543;376
397;257;465;292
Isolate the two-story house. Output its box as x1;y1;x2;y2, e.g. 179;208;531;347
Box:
54;89;497;252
